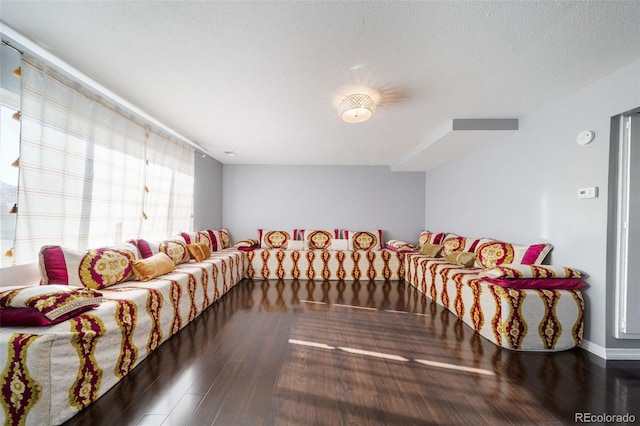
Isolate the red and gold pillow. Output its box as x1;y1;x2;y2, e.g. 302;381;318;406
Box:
480;264;585;279
301;229;340;250
258;229;298;249
474;239;553;268
385;240;416;253
181;231;215;252
207;228;231;250
482;277;586;290
0;285;103;326
440;234;480;257
418;230;446;248
344;230;384;250
39;243;138;289
234;239;259;251
135;238;190;265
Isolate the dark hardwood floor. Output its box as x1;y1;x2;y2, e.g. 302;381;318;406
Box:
64;279;640;425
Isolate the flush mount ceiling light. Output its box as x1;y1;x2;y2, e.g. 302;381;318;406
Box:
338;94;376;123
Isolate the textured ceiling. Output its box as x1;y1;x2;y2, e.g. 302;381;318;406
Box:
1;1;639;167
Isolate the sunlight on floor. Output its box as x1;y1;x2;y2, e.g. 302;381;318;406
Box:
288;338;495;376
299;299;430;316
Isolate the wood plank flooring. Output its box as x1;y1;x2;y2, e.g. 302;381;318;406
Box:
64;279;640;425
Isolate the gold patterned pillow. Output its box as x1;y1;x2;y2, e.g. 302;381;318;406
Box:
258;229;298;249
0;285;103;326
480;264;585;279
474;239;553;268
418;230;446;248
344;230;384;250
39;243;138;289
441;234;480;257
301;229;340;250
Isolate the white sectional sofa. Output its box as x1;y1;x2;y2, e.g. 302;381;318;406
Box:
0;227;587;425
245;228;406;281
404;231;585;352
0;231;245;426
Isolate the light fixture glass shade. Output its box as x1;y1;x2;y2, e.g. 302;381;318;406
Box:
338;94;376;123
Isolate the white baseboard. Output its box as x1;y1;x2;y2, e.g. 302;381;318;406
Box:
581;339;640;360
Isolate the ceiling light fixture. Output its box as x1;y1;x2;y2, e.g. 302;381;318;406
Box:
224;151;238;158
338;94;376;124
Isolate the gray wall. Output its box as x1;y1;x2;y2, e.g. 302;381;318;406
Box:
194;154;223;230
223;165;425;244
423;59;640;351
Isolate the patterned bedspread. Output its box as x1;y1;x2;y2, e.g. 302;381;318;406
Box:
404;253;584;351
0;249;246;426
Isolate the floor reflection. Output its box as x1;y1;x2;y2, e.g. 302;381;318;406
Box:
241;279;640;422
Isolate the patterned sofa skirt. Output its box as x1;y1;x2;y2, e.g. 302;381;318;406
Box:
245;248;405;281
404;253;584;351
0;249;246;426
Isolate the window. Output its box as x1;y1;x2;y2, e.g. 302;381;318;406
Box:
1;42;21;267
7;52;194;266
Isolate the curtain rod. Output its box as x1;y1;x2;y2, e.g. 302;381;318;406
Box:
1;24;213;159
1;38;23;55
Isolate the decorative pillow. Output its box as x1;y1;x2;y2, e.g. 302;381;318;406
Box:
131;252;176;281
480;264;586;279
135;238;190;265
181;231;215;252
258;229;297;249
206;228;231;251
186;242;211;262
0;285;103;326
331;239;349;251
234;239;259;252
286;240;305;251
474;239;553;268
418;231;446;248
441;234;480;257
482;277;586;290
385;240;416;253
445;251;477;268
39;243;137;289
301;229;340;250
419;243;443;257
344;230;384;250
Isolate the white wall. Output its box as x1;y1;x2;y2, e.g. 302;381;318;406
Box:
424;60;640;352
223;165;425;244
194;154;223;230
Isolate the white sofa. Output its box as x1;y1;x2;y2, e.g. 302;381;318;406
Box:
0;246;245;426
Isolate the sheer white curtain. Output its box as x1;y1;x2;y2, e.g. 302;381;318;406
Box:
13;54;194;265
141;131;194;241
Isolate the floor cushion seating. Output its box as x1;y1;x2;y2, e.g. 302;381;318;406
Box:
0;248;246;426
245;248;405;281
404;252;584;351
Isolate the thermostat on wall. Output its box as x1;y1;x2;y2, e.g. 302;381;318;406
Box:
577;130;597;146
578;186;598;199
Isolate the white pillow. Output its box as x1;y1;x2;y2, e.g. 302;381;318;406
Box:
286;240;305;251
331;239;349;251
